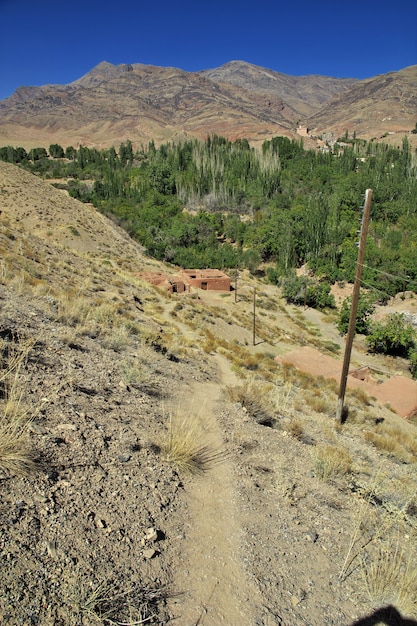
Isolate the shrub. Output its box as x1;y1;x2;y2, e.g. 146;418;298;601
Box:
282;275;335;310
409;350;417;379
337;292;376;335
367;313;416;357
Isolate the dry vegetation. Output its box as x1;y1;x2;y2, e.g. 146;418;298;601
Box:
0;338;36;477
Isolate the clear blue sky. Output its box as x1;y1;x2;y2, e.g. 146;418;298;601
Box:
0;0;416;101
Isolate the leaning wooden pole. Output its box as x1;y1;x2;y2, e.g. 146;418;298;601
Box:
336;189;372;423
253;287;256;346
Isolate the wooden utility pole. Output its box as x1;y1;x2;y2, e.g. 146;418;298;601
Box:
336;189;373;423
253;287;256;346
235;270;238;303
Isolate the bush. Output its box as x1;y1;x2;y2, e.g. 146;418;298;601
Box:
266;266;280;285
338;293;376;335
282;275;335;311
409;350;417;379
367;313;416;357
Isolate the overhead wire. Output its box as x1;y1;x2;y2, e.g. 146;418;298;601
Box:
359;262;413;284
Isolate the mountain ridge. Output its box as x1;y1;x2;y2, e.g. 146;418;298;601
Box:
0;60;415;149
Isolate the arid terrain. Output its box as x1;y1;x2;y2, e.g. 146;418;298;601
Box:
0;61;416;151
0;161;417;625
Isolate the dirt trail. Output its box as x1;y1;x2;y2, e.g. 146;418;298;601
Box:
168;355;262;625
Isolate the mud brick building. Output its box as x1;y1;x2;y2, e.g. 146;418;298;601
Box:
181;269;230;291
138;269;231;293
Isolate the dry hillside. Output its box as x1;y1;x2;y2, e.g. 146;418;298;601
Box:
200;61;359;117
307;65;417;142
0;161;417;625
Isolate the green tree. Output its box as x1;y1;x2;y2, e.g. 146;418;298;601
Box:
29;147;48;161
367;313;416;357
282;275;335;310
0;146;16;162
337;293;376;335
14;146;28;163
65;146;76;160
49;144;64;158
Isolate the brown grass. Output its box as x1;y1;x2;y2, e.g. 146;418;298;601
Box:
160;410;222;474
70;575;168;624
363;423;417;462
287;418;304;439
313;444;352;481
304;392;334;415
225;380;276;426
0;338;36;476
361;542;417;618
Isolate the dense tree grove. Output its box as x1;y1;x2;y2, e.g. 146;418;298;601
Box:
1;134;416;298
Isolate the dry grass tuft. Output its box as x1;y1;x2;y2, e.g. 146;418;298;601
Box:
161;410;224;474
287;418;304;439
0;338;36;476
313;444;352;481
363;423;417;463
361;542;417;618
350;386;372;406
102;324;130;352
304;392;333;415
56;292;91;326
70;576;168;625
225;380;277;426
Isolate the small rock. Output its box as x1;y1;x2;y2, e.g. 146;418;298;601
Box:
96;518;107;529
46;540;58;558
33;493;48;504
304;531;319;543
143;548;157;560
144;527;158;542
118;454;131;463
28;423;48;435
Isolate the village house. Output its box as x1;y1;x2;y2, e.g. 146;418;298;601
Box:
137;269;231;293
296;124;309;137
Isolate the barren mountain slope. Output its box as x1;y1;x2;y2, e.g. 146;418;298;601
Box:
0;62;300;150
0;162;417;625
307;64;417;140
200;60;359;117
0;60;415;151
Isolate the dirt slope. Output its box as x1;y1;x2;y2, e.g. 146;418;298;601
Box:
0;162;417;626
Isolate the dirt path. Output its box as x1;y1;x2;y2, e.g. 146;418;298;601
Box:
168;356;262;625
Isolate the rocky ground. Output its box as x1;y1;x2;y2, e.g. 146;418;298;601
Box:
0;161;416;625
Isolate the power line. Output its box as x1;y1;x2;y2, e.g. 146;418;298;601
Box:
359;277;394;301
359;262;413;284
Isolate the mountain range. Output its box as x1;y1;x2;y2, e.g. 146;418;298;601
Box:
0;60;416;150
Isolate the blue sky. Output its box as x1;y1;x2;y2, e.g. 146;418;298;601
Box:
0;0;416;101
